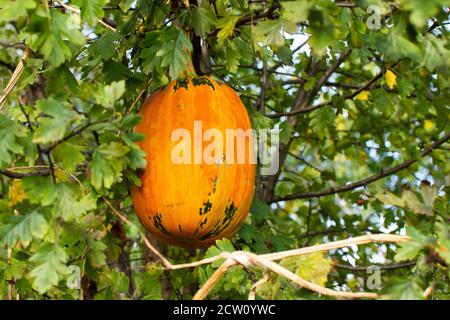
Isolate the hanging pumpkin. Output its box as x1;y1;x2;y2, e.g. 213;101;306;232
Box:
131;76;256;248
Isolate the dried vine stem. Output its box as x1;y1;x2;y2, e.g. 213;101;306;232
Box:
104;199;409;300
248;274;269;300
192;251;378;300
0;47;30;111
260;234;410;261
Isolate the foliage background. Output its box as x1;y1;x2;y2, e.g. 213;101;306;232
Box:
0;0;449;300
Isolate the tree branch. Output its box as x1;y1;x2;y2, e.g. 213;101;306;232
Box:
335;261;416;272
266;61;399;118
272;131;450;202
0;168;50;178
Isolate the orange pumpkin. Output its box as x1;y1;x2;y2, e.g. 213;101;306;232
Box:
131;76;255;248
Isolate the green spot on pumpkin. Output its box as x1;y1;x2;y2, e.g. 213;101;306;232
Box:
174;78;188;92
192;77;215;90
212;177;218;193
153;212;172;236
199;200;238;240
199;199;213;216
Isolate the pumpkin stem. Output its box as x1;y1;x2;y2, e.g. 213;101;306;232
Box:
180;32;197;79
192;33;210;75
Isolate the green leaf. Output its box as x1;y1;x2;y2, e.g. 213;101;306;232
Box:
192;6;217;37
382;277;424;300
395;226;430;261
4;258;28;280
250;197;272;222
54;142;86;173
142;27;193;79
308;10;336;55
399;0;439;27
205;239;235;268
280;251;332;286
32;98;80;144
252;19;287;48
217;16;240;43
421;35;450;71
89;32;121;61
280;121;294;144
52;184;97;221
138;266;163;300
0;114;26;169
376;32;421;62
25;11;85;66
402;190;432;216
21;176;58;206
88;239;107;267
251;111;274;130
29;243;69;294
281;0;313;24
96;80;126;108
45;64;80;95
122;114;142;130
90;142;129;190
73;0;107;26
0;211;48;247
222;40;242;73
0;0;36;21
377;192;405;207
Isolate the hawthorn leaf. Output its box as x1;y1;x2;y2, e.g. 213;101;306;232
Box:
192;6;217;37
29;243;69;294
0;211;48;247
54;142;86;173
0;114;26;169
217;16;240;43
72;0;107;26
0;0;36;21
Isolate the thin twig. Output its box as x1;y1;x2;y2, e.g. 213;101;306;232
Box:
127;79;152;115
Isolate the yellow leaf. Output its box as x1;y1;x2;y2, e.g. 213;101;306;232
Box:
280;251;332;286
336;114;346;131
385;69;397;89
8;179;27;207
424;119;435;132
357;150;368;165
54;168;68;183
216;16;240;43
355;90;369;101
